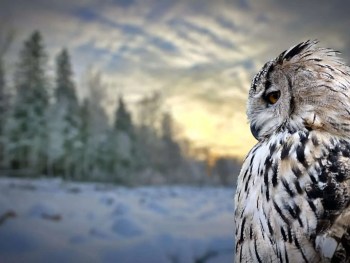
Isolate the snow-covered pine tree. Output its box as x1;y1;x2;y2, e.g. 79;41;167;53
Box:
0;30;14;168
48;48;81;179
114;95;133;135
77;98;91;179
160;112;183;171
7;31;49;175
55;49;78;107
0;55;10;168
79;70;109;180
134;92;163;170
0;57;8;166
150;112;184;183
0;59;5;113
111;95;136;183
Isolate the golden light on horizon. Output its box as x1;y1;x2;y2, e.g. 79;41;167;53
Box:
171;100;257;160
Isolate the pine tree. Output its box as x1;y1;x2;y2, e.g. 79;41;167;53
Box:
77;99;91;179
0;59;4;104
49;48;81;179
7;31;49;174
134;92;163;170
159;112;183;174
15;31;48;105
55;49;78;108
112;95;135;181
78;70;110;180
114;95;133;135
0;30;14;168
0;58;6;164
161;112;174;140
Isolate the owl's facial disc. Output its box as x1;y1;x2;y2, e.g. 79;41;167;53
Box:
247;55;296;141
249;88;282;140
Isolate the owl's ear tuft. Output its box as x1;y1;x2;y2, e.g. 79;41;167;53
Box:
277;40;318;64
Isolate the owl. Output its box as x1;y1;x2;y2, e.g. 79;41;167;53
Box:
234;40;350;263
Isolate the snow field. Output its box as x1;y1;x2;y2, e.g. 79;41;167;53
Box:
0;178;234;263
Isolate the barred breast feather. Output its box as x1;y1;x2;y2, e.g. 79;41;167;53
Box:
234;129;350;262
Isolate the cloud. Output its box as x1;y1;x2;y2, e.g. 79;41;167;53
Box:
2;0;350;157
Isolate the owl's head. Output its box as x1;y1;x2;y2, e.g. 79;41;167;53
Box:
248;40;350;141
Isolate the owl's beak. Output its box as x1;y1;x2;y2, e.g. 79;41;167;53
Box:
250;124;260;140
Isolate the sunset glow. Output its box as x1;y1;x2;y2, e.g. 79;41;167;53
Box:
171;100;256;159
1;0;350;160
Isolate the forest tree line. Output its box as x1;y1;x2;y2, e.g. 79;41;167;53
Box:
0;30;241;186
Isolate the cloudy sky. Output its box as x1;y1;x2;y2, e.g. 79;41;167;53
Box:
1;0;350;159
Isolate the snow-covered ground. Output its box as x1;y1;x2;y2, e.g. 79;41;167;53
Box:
0;178;235;263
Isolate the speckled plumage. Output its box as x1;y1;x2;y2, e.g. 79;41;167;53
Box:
234;41;350;263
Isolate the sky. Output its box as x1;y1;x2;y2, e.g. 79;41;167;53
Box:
1;0;350;159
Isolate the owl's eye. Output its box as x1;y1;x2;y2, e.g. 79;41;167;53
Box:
265;91;281;105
